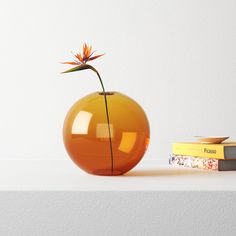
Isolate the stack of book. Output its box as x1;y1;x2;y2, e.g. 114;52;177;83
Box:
170;142;236;171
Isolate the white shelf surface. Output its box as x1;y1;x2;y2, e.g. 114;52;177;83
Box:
1;159;236;191
1;159;236;236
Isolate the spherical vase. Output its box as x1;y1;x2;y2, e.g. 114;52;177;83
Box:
63;91;150;176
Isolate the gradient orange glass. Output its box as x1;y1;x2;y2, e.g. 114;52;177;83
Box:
63;91;150;175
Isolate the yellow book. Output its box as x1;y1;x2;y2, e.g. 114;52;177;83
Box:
172;142;236;159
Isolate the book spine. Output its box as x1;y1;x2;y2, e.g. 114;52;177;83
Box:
169;155;219;170
172;143;225;159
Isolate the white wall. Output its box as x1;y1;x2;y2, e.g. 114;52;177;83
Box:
0;0;235;160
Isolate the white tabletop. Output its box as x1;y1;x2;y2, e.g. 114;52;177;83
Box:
0;159;236;191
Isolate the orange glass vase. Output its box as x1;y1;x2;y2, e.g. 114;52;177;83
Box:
63;91;150;176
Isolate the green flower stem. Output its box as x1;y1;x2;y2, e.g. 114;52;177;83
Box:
62;63;114;174
89;67;114;175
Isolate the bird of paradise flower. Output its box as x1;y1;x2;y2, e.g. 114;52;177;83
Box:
61;43;114;173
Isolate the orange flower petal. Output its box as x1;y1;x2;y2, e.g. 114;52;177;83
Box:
83;43;87;58
61;61;81;65
84;43;93;59
62;43;103;68
87;45;92;57
75;53;83;62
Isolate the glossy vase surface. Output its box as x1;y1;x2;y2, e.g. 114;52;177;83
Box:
63;91;150;175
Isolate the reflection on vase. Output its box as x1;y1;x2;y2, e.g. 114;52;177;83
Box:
72;111;93;135
63;91;150;176
118;132;137;153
